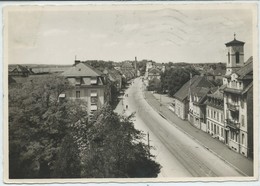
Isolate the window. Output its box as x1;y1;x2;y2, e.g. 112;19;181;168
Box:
217;126;219;135
207;109;209;117
91;77;97;85
75;78;81;85
208;121;210;130
76;91;80;98
90;90;98;97
211;123;213;132
235;52;240;64
242;133;245;145
241;115;245;127
231;131;234;140
228;52;230;64
214;111;216;119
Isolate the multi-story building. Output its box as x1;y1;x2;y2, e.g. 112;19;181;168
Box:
205;86;226;143
222;36;253;158
188;86;215;131
173;75;214;120
62;60;107;118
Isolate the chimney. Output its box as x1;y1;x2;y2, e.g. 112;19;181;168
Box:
74;60;81;66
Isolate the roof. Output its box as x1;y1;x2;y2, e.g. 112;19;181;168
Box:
9;65;30;73
121;62;134;69
148;67;161;74
103;68;122;82
191;87;211;104
236;56;253;80
207;85;225;100
225;38;245;47
62;62;103;77
173;75;215;101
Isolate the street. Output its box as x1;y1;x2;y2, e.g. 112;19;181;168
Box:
116;77;243;177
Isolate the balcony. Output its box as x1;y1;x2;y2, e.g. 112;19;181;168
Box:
226;119;240;130
227;102;239;112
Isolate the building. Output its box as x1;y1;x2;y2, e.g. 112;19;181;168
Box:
222;36;253;158
188;86;215;131
103;68;122;91
9;65;33;77
205;85;226;143
173;75;214;120
62;61;107;118
148;67;161;81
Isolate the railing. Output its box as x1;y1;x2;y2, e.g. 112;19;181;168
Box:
226;119;240;130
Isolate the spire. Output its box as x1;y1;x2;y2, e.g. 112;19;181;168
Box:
234;32;236;40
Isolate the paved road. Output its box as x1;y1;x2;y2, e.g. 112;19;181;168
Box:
118;77;243;177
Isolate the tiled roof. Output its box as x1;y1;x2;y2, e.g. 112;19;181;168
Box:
236;56;253;80
207;85;225;100
225;39;245;47
191;87;211;104
173;75;215;101
62;62;102;77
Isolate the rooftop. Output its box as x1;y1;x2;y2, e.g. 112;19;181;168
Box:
62;62;103;77
225;38;245;47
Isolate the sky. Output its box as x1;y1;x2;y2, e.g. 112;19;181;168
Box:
6;4;255;65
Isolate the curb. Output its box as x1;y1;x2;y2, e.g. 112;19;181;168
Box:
143;90;249;177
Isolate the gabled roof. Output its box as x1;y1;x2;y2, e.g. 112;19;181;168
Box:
225;39;245;47
207;85;226;100
236;56;253;80
9;65;30;73
62;62;103;77
173;75;215;101
148;67;161;74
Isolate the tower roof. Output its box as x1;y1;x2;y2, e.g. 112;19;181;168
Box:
225;38;245;47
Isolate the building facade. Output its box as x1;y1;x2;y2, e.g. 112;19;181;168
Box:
62;61;107;118
188;87;213;131
222;36;253;158
205;87;226;143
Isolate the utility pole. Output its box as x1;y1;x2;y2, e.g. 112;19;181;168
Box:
147;132;151;158
159;93;162;112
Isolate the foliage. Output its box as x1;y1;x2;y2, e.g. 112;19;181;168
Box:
9;75;88;178
84;60;114;72
160;66;200;97
80;105;161;178
9;75;161;178
147;78;161;93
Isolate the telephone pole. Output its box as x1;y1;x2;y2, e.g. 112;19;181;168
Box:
147;132;151;157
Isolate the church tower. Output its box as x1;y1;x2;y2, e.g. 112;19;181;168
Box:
225;34;245;75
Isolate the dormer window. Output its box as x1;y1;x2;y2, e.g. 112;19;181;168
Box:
91;77;97;85
75;78;81;85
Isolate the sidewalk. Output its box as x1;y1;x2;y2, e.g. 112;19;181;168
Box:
145;91;254;176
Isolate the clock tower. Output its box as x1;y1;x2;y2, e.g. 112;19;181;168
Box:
225;34;245;75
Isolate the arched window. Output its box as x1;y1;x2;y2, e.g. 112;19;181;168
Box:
228;52;230;64
235;52;240;64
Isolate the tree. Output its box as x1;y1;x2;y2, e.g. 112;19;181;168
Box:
9;75;161;178
9;75;88;178
80;105;161;178
160;66;200;97
147;78;161;93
